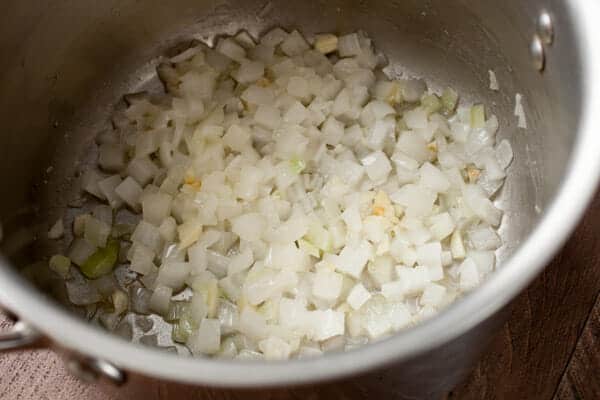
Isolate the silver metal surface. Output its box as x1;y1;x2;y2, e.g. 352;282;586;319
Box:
66;354;127;385
530;34;546;71
538;10;555;45
0;0;598;396
0;319;42;351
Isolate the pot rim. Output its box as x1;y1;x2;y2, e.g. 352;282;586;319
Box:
1;0;600;388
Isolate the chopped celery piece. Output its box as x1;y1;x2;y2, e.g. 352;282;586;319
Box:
172;315;196;343
191;279;218;318
289;157;306;174
111;290;129;315
171;301;197;343
49;254;71;278
298;239;320;258
80;239;120;279
470;104;486;129
421;94;441;115
441;87;458;113
166;301;191;323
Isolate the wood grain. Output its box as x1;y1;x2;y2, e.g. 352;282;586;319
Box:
1;193;599;400
448;192;600;400
453;191;600;400
553;294;600;400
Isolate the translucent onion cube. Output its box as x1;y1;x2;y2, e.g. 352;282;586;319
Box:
361;151;392;183
458;258;480;291
346;283;372;310
420;283;447;307
333;241;373;278
188;318;221;355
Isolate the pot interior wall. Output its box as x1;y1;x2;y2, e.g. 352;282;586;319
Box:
0;0;581;310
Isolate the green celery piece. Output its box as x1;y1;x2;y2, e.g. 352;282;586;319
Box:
441;87;459;114
289;157;306;174
470;104;486;129
421;93;441;115
172;313;197;343
80;239;120;279
165;301;190;323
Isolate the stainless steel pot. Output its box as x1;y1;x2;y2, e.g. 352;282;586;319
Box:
1;0;599;397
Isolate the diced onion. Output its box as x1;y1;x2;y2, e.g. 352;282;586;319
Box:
43;28;512;361
49;254;71;278
48;219;64;239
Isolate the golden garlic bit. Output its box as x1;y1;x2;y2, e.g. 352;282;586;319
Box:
256;77;271;88
427;141;438;153
184;171;202;191
373;190;394;218
386;82;402;106
314;34;339;54
467;166;481;183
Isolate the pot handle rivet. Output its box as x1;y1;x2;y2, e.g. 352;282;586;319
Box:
0;318;42;351
530;34;545;72
537;11;554;45
66;355;127;386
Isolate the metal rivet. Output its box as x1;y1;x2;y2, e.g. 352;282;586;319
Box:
530;34;545;71
65;356;126;386
66;358;99;383
537;11;554;45
90;358;126;385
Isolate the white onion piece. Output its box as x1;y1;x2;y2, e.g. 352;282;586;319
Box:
261;27;288;47
142;192;173;226
68;239;97;267
488;70;499;91
82;170;107;200
514;93;527;129
468;250;496;276
259;336;292;360
115;177;143;211
420;283;447;307
338;33;362;57
48;219;64;239
331;241;372;279
231;213;266;242
131;220;163;253
92;205;113;226
347;283;372;310
495;139;514;169
129;243;156;275
84;217;111;248
280;30;309;56
468;225;502;250
98;144;127;173
361;151;392;183
458;258;480;290
149;285;172;315
127;157;159;186
98;175;124;209
73;214;90;237
216;38;246;62
233;60;265;84
156;261;191;291
312;270;343;303
188;318;221;355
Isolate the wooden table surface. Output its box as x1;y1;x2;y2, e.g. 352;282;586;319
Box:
1;194;599;400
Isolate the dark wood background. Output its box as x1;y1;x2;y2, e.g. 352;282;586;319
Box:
1;193;598;400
